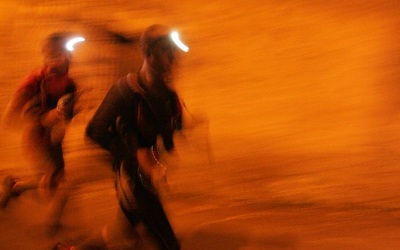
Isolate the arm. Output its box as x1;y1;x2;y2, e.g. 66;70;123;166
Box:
2;72;41;126
40;108;62;127
137;147;167;190
86;83;124;152
40;79;77;127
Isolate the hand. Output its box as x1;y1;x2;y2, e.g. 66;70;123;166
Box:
56;93;75;120
40;109;57;126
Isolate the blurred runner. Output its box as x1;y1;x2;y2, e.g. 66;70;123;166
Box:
0;32;84;233
57;24;188;250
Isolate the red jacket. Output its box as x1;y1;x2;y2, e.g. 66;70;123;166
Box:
9;67;76;114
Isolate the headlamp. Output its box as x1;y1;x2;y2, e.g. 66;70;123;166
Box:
65;36;85;52
170;31;189;52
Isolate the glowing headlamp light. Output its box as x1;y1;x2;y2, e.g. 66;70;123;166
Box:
170;31;189;52
65;36;85;51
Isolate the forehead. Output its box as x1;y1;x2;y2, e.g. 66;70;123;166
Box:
44;48;68;54
43;49;71;60
152;36;177;51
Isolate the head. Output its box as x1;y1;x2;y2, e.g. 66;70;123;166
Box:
140;24;181;82
41;32;72;75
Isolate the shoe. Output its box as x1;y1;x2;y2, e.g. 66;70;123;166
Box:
0;175;17;209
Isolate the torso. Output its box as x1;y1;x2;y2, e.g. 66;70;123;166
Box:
21;68;75;109
126;73;182;150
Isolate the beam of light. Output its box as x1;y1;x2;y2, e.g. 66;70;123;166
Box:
65;37;85;51
170;31;189;52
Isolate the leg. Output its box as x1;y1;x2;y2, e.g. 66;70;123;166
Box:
135;181;180;250
101;207;146;250
0;176;18;208
55;208;136;250
45;176;71;236
43;142;68;235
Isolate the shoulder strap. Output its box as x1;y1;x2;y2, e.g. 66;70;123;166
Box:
38;72;56;110
40;77;47;109
127;73;145;95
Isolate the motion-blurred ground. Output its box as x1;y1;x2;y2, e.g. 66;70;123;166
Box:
0;1;400;249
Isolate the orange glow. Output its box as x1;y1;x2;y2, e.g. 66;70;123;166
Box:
1;1;400;249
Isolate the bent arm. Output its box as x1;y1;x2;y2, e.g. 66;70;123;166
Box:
2;74;40;126
86;83;124;151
